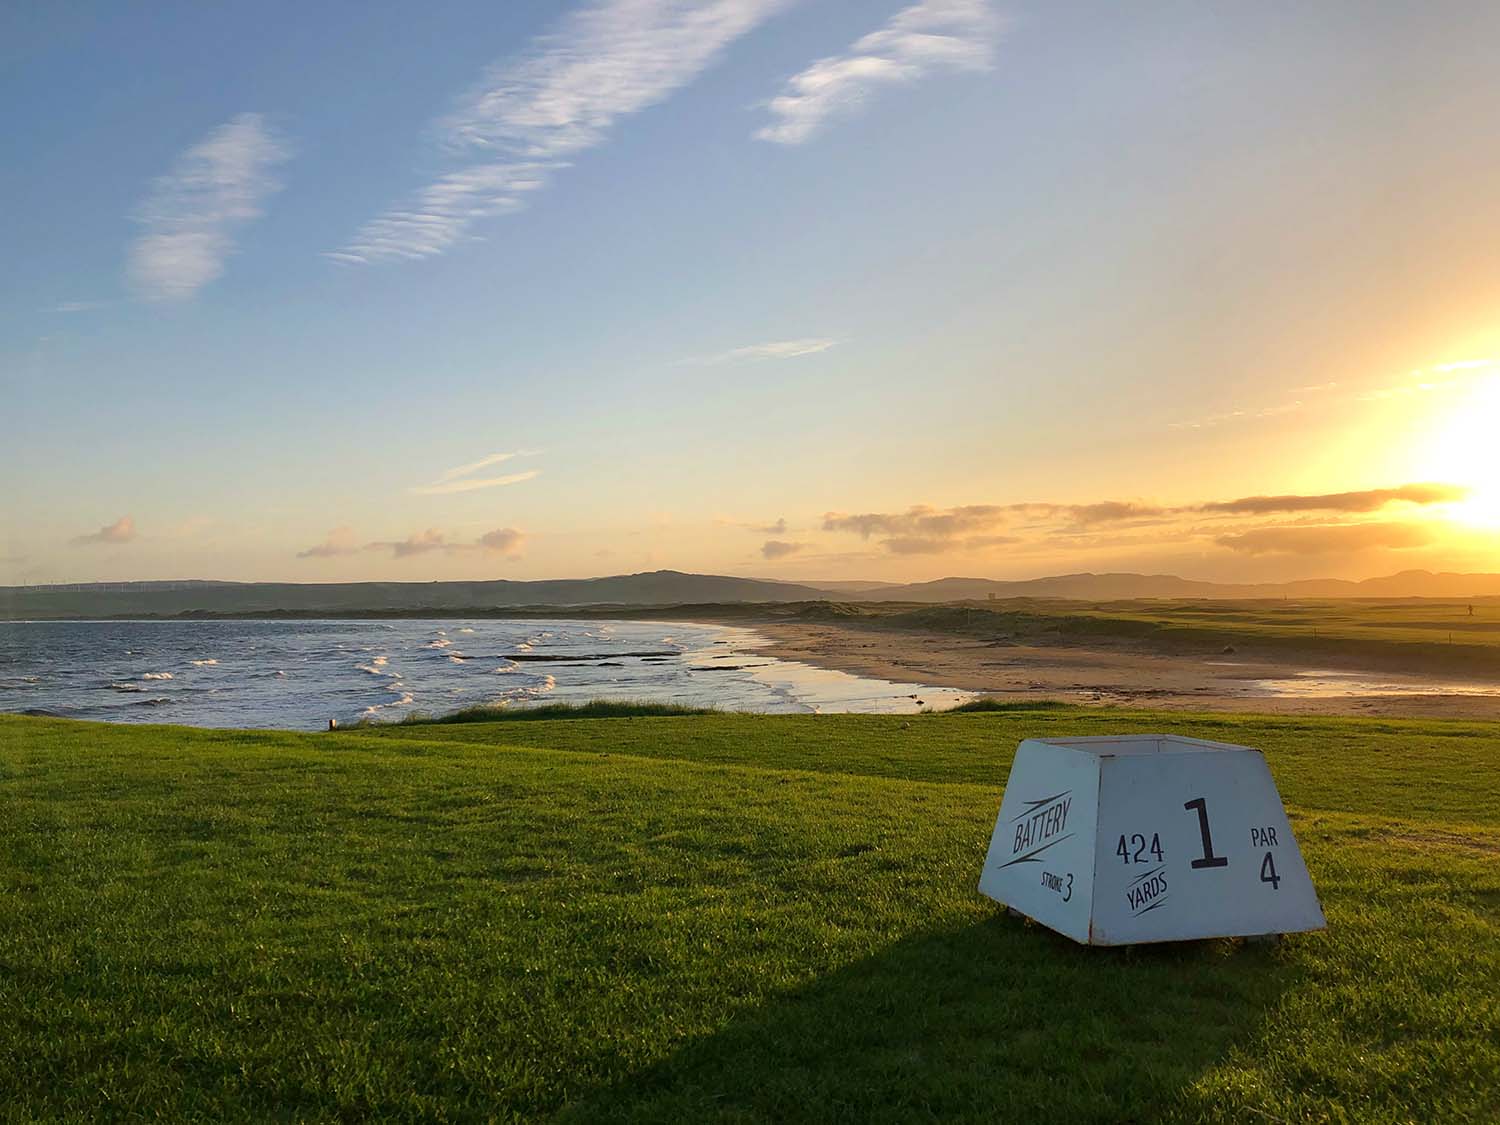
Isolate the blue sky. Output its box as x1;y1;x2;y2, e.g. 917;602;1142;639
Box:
6;1;1500;585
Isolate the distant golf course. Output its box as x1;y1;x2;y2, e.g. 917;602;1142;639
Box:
1;706;1496;1121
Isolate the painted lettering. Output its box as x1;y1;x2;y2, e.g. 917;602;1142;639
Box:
1250;826;1280;848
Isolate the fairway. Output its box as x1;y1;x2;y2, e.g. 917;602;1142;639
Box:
1;709;1497;1122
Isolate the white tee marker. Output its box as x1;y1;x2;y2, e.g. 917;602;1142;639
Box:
978;735;1325;945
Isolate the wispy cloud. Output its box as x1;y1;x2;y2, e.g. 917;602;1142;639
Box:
756;0;998;145
368;527;527;559
1169;358;1497;430
1200;484;1467;516
433;451;522;483
411;470;541;496
691;338;837;364
297;526;359;558
71;516;137;546
477;528;525;557
127;114;290;300
761;539;806;559
49;300;109;314
824;504;1009;540
379;528;450;558
1216;522;1435;556
300;525;527;560
819;484;1466;556
331;0;792;264
409;451;542;495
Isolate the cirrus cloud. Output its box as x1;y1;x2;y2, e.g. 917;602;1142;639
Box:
757;0;1000;145
691;338;838;364
127;114;290;300
332;0;794;264
409;451;542;495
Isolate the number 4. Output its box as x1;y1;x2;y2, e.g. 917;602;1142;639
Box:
1259;851;1281;890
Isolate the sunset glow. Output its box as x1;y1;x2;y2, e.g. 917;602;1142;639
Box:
8;3;1500;587
1411;369;1500;531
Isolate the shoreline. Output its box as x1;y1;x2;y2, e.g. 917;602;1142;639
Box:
736;618;1500;719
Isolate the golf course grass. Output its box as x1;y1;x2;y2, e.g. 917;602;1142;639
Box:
1;707;1496;1121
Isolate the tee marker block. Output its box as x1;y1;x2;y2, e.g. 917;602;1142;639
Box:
978;735;1325;945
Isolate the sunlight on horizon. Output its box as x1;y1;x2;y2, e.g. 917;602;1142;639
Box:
1409;365;1500;533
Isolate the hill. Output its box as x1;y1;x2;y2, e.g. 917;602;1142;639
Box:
0;570;832;619
861;569;1500;601
8;568;1500;619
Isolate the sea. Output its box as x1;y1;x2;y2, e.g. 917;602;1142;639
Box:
0;618;968;729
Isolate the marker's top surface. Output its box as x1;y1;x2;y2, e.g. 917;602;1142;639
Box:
1025;734;1256;757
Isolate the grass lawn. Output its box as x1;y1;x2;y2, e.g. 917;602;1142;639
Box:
1;708;1496;1122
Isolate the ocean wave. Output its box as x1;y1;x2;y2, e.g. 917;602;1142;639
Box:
497;673;557;702
356;656;389;675
457;627;475;634
131;697;173;707
190;658;218;666
362;685;416;714
141;671;174;681
108;682;148;693
425;638;452;650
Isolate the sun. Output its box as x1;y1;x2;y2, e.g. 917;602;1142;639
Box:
1411;373;1500;528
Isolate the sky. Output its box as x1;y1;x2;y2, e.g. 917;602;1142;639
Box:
5;0;1500;586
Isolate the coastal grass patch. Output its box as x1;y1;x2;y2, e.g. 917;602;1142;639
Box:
772;595;1500;676
0;710;1496;1122
365;698;719;727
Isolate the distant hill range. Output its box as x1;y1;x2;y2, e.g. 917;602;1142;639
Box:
862;570;1500;601
5;568;1500;619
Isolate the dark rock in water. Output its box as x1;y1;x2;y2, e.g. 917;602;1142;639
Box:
507;650;677;662
1220;645;1236;654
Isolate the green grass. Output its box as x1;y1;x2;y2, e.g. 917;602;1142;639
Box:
771;596;1500;676
1;708;1497;1122
364;699;720;727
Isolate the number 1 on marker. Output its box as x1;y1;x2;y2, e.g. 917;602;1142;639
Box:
1184;797;1229;869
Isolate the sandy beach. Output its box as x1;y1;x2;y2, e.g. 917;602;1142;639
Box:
743;619;1500;719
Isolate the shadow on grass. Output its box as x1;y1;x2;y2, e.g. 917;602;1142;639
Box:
563;915;1299;1123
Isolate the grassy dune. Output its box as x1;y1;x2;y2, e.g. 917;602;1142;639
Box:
1;709;1496;1121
